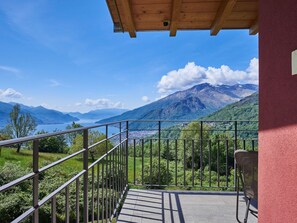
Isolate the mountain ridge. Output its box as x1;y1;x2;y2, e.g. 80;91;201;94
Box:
67;108;129;121
0;102;79;127
97;83;258;127
0;102;129;128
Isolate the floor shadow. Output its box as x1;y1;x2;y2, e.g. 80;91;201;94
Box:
118;189;186;223
118;189;258;223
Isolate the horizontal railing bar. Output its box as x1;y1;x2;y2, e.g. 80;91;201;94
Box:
41;131;126;173
88;131;125;150
127;119;258;123
39;148;86;173
133;183;236;189
39;170;86;207
0;172;35;193
129;129;258;132
0;121;126;147
88;139;127;170
0;139;127;193
11;207;35;223
0;120;258;147
7;140;127;222
88;138;107;150
128;138;258;141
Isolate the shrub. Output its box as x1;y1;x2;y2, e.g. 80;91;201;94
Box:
143;158;172;187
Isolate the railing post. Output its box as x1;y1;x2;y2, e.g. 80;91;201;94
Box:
83;129;89;223
126;121;129;185
105;125;108;222
158;121;161;186
234;121;238;191
200;121;203;187
33;139;39;223
119;122;122;144
106;124;108;153
234;121;238;150
51;196;57;223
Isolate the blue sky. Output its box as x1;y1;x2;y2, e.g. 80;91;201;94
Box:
0;0;258;113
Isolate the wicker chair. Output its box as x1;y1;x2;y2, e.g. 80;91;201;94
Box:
235;150;258;223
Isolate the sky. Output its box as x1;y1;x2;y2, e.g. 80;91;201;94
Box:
0;0;258;113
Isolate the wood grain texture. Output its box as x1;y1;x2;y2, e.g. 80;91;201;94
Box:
211;0;237;35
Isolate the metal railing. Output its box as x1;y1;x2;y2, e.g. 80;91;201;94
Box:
0;121;129;223
0;120;258;222
127;120;258;189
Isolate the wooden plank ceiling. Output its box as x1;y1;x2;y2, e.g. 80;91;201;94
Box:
106;0;258;38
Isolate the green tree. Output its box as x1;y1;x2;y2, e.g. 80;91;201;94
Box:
88;131;113;161
5;104;36;153
66;122;83;145
143;158;172;187
178;121;210;169
37;130;68;153
207;133;235;175
69;130;113;162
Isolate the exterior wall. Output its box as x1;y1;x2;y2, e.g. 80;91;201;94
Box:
259;0;297;222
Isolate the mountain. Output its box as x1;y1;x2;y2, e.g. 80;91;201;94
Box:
97;83;258;128
0;102;79;127
201;92;258;138
202;92;258;121
68;108;129;121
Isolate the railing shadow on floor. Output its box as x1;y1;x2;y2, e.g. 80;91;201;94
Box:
118;189;258;223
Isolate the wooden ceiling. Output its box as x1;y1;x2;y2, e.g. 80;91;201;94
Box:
106;0;258;38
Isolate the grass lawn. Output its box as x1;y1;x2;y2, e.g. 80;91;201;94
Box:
0;147;84;174
0;148;145;183
0;148;233;190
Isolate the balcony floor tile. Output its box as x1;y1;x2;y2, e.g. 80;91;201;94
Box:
117;189;258;223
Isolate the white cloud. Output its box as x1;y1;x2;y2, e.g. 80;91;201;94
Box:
49;79;62;87
157;58;259;94
0;65;20;74
141;96;150;103
0;88;23;99
84;98;123;109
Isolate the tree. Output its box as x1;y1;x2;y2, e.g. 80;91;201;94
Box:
178;121;210;169
66;122;83;145
37;130;68;153
143;158;172;187
5;104;36;153
69;130;113;162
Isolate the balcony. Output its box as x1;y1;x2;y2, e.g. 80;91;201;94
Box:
118;189;257;223
0;120;258;223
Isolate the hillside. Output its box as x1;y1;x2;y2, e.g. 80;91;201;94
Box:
201;92;258;139
202;92;258;121
159;93;258;140
97;83;258;128
0;102;78;127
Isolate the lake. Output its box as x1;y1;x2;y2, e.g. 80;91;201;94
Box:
35;120;120;135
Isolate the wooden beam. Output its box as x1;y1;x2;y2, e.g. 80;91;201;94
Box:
211;0;237;36
121;0;136;38
170;0;182;37
249;18;258;35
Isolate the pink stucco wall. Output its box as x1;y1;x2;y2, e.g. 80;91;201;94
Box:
259;0;297;222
